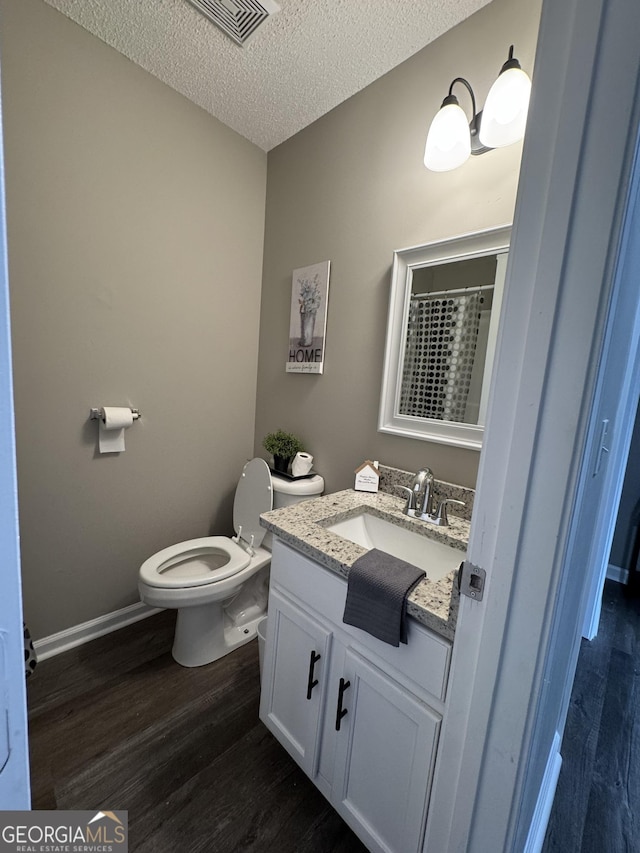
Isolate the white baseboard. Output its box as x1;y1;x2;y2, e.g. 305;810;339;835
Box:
606;563;629;584
33;602;164;661
524;731;562;853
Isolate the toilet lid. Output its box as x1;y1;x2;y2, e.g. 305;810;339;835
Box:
233;457;273;549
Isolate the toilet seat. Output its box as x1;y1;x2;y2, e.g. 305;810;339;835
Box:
139;458;274;592
139;536;251;589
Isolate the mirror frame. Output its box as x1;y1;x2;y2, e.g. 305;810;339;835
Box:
378;225;511;450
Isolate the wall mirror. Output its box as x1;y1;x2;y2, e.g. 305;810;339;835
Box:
378;225;511;450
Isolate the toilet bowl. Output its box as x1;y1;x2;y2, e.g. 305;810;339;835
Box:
138;457;323;667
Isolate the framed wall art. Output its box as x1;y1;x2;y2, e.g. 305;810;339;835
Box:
286;260;330;374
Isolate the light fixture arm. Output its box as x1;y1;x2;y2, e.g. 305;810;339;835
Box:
499;45;521;75
447;77;477;118
446;77;491;156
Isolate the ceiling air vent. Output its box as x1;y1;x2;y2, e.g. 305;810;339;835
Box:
186;0;280;46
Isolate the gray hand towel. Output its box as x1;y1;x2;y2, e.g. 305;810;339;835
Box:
343;548;426;647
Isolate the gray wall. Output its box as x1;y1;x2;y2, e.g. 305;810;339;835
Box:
254;0;541;493
0;0;267;638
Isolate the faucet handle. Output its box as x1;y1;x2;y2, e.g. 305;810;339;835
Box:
396;485;416;513
434;498;465;526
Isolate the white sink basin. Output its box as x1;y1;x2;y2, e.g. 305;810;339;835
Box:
325;510;464;581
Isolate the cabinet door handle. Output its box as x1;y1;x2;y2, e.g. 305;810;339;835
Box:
306;650;321;700
335;677;351;731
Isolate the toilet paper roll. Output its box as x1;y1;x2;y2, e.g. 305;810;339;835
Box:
292;452;313;477
99;407;134;454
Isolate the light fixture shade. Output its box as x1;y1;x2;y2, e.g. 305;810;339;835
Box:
479;65;532;149
424;102;471;172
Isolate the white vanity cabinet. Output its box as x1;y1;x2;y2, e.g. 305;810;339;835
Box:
260;585;332;777
259;539;451;853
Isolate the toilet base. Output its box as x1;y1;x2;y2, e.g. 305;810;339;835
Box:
172;604;265;667
172;567;269;667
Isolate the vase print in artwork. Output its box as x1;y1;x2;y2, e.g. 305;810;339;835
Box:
287;260;330;374
298;273;321;344
299;310;316;346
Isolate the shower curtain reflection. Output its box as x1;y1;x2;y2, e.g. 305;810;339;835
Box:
399;290;483;423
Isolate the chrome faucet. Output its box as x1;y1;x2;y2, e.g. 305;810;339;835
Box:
397;467;465;526
397;467;433;517
417;468;435;516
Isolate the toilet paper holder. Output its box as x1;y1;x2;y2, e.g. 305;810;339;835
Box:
89;407;141;421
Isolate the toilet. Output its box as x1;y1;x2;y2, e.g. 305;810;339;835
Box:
138;457;324;667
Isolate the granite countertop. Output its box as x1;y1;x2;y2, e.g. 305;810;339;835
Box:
260;488;469;641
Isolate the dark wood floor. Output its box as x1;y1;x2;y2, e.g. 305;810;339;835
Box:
543;579;640;853
31;583;637;853
27;610;367;853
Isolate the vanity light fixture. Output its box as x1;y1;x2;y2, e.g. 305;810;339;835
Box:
424;45;532;172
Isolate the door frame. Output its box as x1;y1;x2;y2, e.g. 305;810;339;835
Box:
425;0;640;849
0;59;30;807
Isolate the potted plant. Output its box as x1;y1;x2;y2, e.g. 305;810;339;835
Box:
262;429;305;474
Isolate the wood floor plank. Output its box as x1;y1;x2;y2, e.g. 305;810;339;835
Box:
543;580;640;853
29;632;257;788
611;586;640;656
292;801;370;853
132;723;312;853
28;609;177;717
581;647;640;852
54;652;261;814
543;624;614;848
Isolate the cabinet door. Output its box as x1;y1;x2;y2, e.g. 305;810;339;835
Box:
332;649;441;853
259;587;332;777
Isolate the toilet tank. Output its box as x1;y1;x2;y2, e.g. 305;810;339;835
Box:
261;473;324;552
272;473;324;508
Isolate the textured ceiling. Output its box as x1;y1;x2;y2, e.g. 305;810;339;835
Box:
41;0;492;151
